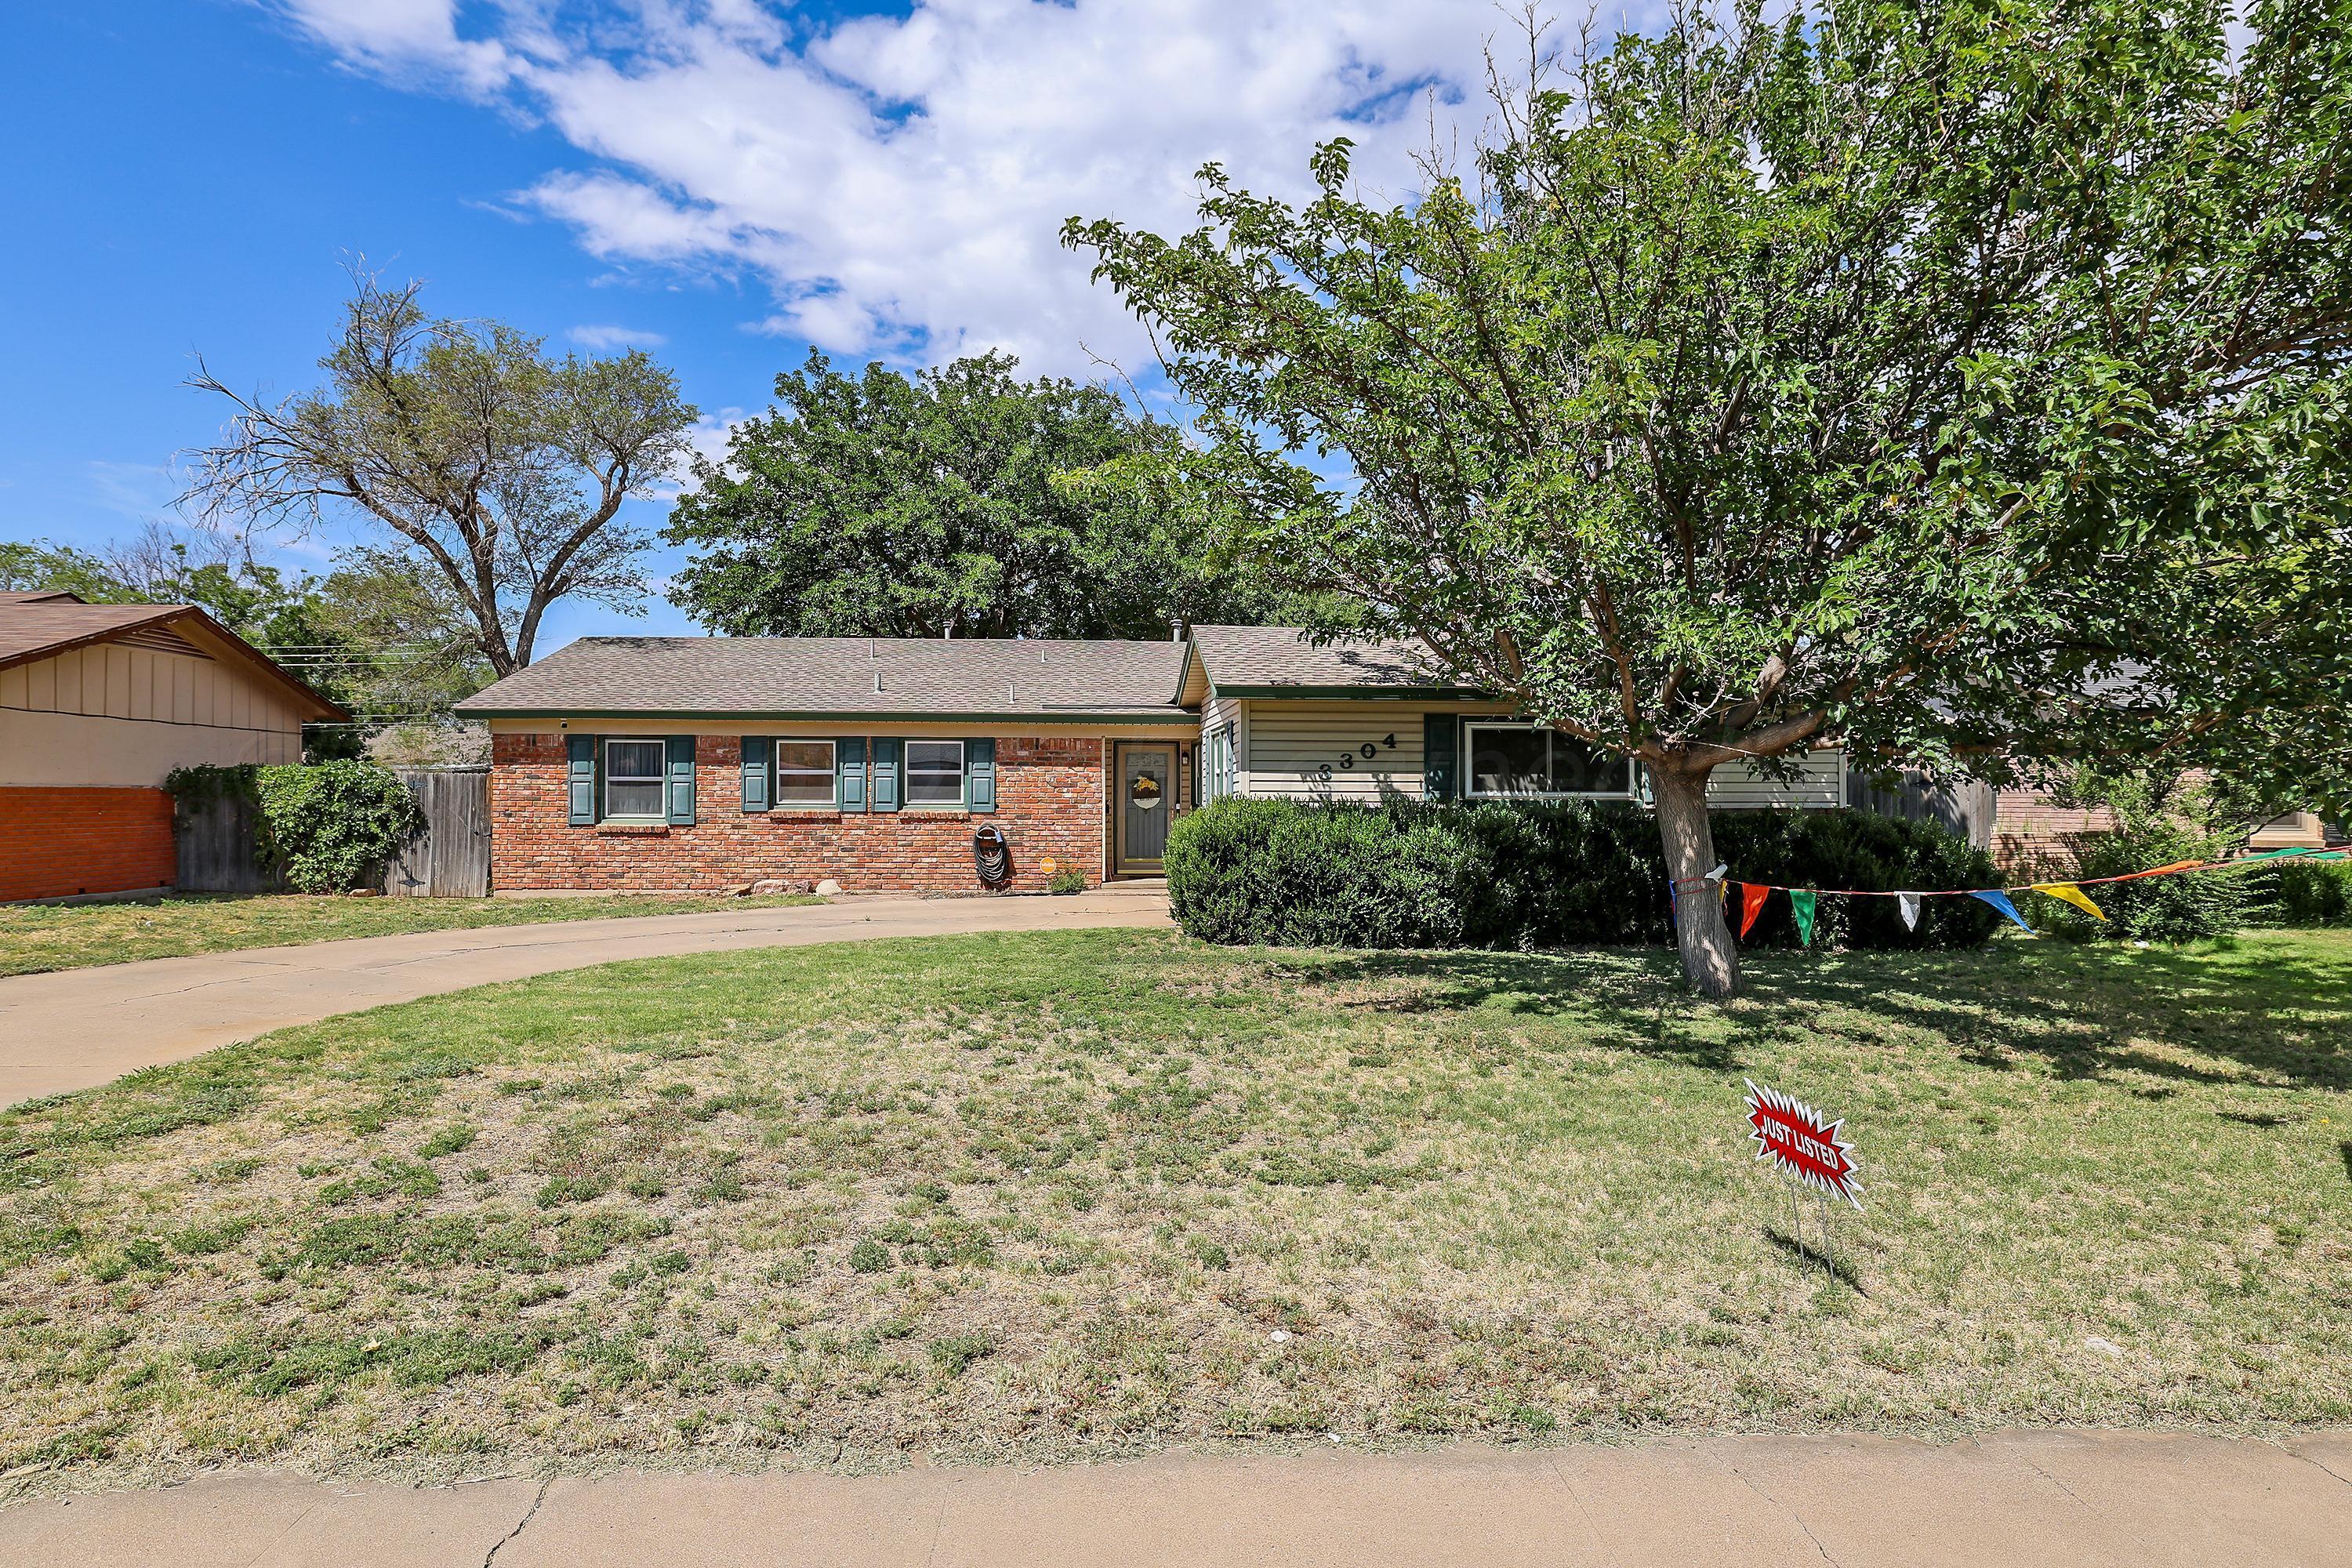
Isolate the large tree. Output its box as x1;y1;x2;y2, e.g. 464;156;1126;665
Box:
1067;0;2352;994
666;350;1314;639
183;271;697;676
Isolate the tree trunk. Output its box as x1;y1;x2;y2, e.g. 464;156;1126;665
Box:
1651;760;1740;998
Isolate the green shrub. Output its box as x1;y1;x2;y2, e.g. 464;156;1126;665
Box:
2031;770;2246;943
1164;797;1999;952
2263;858;2352;927
252;760;423;893
1046;867;1088;895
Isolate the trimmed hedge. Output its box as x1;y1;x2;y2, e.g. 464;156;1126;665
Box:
1164;797;2000;952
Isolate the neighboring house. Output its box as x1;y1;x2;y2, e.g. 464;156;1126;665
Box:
453;626;1842;895
1991;790;2334;870
0;590;347;902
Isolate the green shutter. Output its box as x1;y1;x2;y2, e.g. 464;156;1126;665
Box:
1422;712;1458;800
567;734;597;826
666;736;697;826
741;736;770;812
870;736;902;813
838;736;866;811
967;736;996;812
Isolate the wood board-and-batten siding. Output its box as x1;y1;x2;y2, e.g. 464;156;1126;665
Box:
1203;700;1847;809
0;638;305;735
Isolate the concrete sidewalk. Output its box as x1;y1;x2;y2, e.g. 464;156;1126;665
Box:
3;1432;2347;1566
0;884;1171;1105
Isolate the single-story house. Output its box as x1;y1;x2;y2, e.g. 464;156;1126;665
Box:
452;625;1843;895
0;590;347;902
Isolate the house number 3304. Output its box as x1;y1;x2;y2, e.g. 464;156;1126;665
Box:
1316;733;1398;782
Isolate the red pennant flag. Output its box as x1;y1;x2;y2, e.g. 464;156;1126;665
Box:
1738;882;1771;939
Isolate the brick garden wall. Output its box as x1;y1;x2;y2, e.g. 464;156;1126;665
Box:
0;786;176;902
490;733;1108;895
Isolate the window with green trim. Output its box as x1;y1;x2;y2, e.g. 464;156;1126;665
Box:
905;739;965;808
604;739;667;818
772;739;837;807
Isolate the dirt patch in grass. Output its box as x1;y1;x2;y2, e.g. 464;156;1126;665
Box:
0;891;826;977
1;928;2347;1487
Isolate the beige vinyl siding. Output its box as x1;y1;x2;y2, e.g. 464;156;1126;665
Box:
0;641;306;786
1200;693;1244;798
1240;700;1432;802
1707;749;1846;810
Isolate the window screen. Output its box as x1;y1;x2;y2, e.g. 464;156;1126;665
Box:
604;739;666;818
774;739;837;806
905;739;964;807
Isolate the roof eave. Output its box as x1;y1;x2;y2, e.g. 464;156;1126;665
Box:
455;706;1198;725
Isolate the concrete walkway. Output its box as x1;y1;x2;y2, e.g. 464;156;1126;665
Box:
0;884;1172;1105
3;1431;2348;1566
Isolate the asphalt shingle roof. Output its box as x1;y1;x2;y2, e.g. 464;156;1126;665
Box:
0;597;193;669
454;636;1193;719
0;593;347;717
1186;625;1469;692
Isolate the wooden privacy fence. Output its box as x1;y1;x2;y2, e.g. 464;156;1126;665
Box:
174;790;279;894
175;766;492;897
380;766;492;897
1846;768;1994;851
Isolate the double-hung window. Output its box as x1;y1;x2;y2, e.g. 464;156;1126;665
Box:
1465;722;1631;798
905;740;965;808
1204;725;1236;801
773;739;837;808
604;739;668;818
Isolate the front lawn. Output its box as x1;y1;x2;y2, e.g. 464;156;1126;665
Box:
2;928;2347;1480
0;891;826;978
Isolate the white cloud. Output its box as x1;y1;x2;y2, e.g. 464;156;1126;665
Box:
272;1;1648;374
567;322;670;350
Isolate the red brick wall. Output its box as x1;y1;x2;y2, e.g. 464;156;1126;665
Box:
0;786;176;902
490;733;1109;895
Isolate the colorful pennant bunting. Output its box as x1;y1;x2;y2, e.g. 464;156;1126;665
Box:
1688;847;2345;946
1969;889;2034;933
2033;882;2107;921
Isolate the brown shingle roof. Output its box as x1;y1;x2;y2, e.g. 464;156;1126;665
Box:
455;636;1193;719
1186;625;1475;694
0;596;348;719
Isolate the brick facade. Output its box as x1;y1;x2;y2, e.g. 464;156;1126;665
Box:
0;786;176;902
490;732;1110;895
1990;788;2117;873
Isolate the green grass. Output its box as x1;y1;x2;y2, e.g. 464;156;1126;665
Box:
0;891;827;978
0;927;2347;1479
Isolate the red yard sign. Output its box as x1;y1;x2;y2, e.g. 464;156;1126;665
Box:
1744;1080;1863;1209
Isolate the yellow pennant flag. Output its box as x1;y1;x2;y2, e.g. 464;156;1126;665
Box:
2032;882;2107;921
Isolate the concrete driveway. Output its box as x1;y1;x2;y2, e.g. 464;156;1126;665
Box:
0;884;1172;1105
4;1429;2349;1566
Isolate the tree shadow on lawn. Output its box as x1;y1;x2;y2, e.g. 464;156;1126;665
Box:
1281;946;1744;1070
1283;938;2352;1091
1740;940;2352;1091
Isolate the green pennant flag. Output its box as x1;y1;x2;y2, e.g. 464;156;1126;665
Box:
1791;888;1817;947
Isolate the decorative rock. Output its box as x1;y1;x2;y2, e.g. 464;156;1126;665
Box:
815;878;844;897
749;878;789;895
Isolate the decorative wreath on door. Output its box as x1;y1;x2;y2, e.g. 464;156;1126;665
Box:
1130;770;1163;811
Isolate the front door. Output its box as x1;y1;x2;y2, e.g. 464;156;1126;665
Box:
1116;743;1174;872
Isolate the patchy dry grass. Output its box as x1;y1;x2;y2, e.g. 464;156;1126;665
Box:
1;928;2347;1483
0;891;826;978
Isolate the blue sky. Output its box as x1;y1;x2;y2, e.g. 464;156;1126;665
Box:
0;1;1530;655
